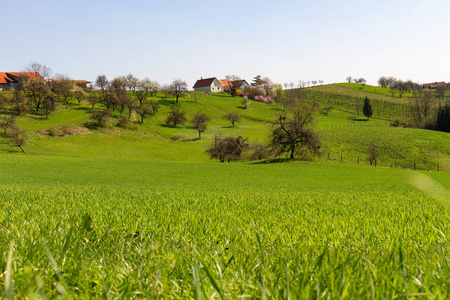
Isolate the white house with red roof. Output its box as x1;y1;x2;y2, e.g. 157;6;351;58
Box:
193;77;223;92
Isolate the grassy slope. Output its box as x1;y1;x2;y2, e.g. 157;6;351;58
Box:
0;90;449;297
1;89;448;170
336;82;415;98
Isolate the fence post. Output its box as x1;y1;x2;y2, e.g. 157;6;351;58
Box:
437;163;439;172
341;154;343;162
414;161;416;170
357;157;359;164
375;159;377;167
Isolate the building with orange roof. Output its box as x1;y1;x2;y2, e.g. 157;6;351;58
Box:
0;72;45;90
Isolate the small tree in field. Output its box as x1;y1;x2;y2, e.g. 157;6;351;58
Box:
169;79;188;103
206;136;248;163
6;124;27;152
269;101;321;160
190;111;210;139
136;104;152;123
165;107;186;127
90;109;112;127
367;144;378;165
223;111;241;127
363;96;373;120
149;100;160;115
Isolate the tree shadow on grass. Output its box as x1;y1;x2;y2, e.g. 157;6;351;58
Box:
250;158;292;164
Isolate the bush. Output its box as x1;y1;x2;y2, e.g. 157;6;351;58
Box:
117;117;138;131
254;95;274;104
48;126;59;137
246;143;272;161
206;136;248;163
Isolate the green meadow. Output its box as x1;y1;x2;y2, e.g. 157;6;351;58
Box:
0;86;449;298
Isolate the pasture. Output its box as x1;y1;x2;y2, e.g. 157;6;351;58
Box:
0;86;449;298
0;156;449;298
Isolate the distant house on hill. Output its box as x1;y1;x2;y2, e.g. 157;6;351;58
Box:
423;82;446;89
0;72;45;90
49;79;92;90
219;79;233;92
230;79;249;90
193;77;223;92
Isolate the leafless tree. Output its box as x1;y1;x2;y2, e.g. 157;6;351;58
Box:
225;75;241;81
6;124;27;152
190;111;210;139
25;78;52;112
346;76;352;83
9;90;28;115
24;62;52;80
0;115;16;135
95;75;109;100
311;80;317;86
169;79;188;103
269;101;321;160
367;144;378;165
206;136;248;163
136;104;152;123
90;109;112;127
52;74;74;106
149;100;160;115
87;93;101;109
411;90;435;127
126;74;138;93
42;92;58;119
72;86;85;105
435;84;447;100
318;80;324;85
223;111;241;127
165;107;186;127
136;91;147;107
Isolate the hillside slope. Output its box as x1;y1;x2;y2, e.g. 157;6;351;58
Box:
0;88;448;170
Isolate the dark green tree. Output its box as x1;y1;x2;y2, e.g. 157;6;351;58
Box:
362;96;373;120
436;104;450;132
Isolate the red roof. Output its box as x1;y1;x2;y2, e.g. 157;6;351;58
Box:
50;79;92;84
193;77;217;88
423;82;445;89
0;72;45;84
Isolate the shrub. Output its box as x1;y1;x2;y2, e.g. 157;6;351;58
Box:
117;117;138;131
206;136;248;163
48;126;59;137
254;95;274;104
241;96;250;109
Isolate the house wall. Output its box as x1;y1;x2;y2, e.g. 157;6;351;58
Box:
194;86;212;92
194;79;224;93
0;83;15;91
210;79;223;92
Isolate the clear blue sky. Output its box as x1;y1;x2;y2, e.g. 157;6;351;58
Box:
2;0;450;87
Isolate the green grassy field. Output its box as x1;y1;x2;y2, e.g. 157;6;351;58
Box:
336;83;415;98
0;156;449;298
0;87;449;298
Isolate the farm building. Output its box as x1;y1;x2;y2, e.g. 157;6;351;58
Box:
423;82;446;89
219;79;233;92
193;77;250;93
193;77;223;92
0;72;45;91
49;79;92;90
231;79;249;90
